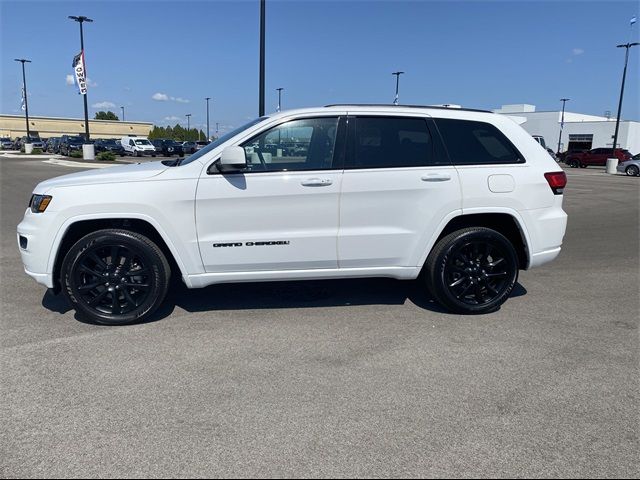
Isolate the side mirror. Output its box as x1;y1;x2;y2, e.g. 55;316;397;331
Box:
217;146;247;172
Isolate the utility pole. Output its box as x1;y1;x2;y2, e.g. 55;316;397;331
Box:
611;42;639;157
259;0;266;116
392;71;404;105
186;113;191;136
557;98;569;154
14;58;32;141
276;87;283;112
120;106;125;121
68;15;93;142
205;97;211;141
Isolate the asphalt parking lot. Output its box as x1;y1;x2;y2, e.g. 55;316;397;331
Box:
1;157;638;478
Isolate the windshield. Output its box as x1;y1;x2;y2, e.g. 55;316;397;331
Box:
68;136;84;143
135;139;152;145
180;117;268;165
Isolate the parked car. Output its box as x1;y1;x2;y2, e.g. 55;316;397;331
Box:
16;136;45;150
564;148;632;168
182;141;197;154
46;137;62;154
616;154;640;176
0;137;16;150
94;139;125;156
195;141;210;151
151;139;184;157
121;136;156;157
18;104;568;325
546;148;558;161
59;135;86;156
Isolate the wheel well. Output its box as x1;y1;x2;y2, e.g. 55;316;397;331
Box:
51;218;181;292
436;213;528;269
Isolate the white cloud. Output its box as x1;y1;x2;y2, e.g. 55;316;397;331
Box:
163;116;182;122
66;75;75;86
152;92;190;103
87;78;98;87
572;48;584;56
92;101;116;109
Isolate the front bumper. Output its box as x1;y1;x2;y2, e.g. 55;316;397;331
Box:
17;209;57;288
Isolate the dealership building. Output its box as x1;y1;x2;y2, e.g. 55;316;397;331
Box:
0;114;152;140
494;104;640;154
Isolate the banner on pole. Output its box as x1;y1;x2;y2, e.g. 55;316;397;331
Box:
72;50;88;95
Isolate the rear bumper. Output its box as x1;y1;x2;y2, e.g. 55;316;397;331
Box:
521;202;568;269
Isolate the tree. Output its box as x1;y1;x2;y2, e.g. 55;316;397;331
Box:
94;111;120;121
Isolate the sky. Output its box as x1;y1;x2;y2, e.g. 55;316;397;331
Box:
1;0;639;134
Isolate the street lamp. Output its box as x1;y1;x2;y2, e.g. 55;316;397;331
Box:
120;106;125;121
205;97;211;141
611;42;639;157
14;59;32;143
185;114;191;137
392;71;404;105
557;98;569;154
68;15;93;143
259;0;266;116
276;87;283;112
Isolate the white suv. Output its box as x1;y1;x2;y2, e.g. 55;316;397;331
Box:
17;105;567;325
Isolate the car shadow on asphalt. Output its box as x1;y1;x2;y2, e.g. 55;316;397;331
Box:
41;278;528;325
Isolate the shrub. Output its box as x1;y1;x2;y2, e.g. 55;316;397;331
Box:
96;151;116;162
32;148;43;155
69;150;83;158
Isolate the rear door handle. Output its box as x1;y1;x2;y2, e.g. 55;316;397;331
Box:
301;178;333;187
421;173;451;182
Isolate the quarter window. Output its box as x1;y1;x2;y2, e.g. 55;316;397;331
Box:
435;119;523;165
348;117;436;169
240;117;339;172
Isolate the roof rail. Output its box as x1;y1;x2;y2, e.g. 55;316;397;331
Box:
323;103;492;114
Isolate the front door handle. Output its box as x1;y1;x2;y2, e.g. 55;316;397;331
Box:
421;173;451;182
301;178;333;187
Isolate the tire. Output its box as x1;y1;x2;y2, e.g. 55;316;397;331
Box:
569;159;579;168
626;165;639;176
424;227;519;314
61;229;171;325
579;163;587;168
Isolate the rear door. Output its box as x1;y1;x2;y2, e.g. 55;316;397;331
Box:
337;115;461;268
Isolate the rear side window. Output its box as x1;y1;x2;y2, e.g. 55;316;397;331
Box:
435;119;524;165
347;117;439;169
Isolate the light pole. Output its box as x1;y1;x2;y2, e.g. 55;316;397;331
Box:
68;15;93;142
186;114;191;138
557;98;569;154
392;71;404;105
205;97;211;141
14;58;32;142
120;106;125;121
276;87;283;112
611;42;639;157
259;0;266;116
216;122;219;135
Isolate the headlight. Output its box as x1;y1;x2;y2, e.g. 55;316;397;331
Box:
30;194;52;213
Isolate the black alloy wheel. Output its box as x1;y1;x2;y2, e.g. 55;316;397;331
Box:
425;227;519;314
61;229;170;325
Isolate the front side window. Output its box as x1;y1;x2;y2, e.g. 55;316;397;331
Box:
347;117;436;169
239;117;339;172
435;119;523;165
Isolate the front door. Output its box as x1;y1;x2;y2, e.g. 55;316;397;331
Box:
196;116;345;273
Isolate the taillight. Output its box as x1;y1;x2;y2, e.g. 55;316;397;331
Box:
544;171;567;195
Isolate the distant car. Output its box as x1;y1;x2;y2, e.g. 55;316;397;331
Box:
564;148;632;168
1;137;16;150
121;136;156;157
46;137;62;154
151;139;184;157
94;139;125;156
195;141;210;151
546;148;558;161
59;135;86;156
182;141;197;154
17;136;45;150
617;155;640;176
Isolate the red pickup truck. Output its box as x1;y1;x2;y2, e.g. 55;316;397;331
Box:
565;148;632;168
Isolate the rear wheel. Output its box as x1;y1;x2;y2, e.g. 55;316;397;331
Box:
626;165;639;176
569;159;579;168
579;163;587;168
61;229;170;325
425;227;519;314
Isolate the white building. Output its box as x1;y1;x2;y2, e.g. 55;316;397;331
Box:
493;104;640;154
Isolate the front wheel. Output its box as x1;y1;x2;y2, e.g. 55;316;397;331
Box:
424;227;519;314
61;229;171;325
626;165;639;176
568;159;579;168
